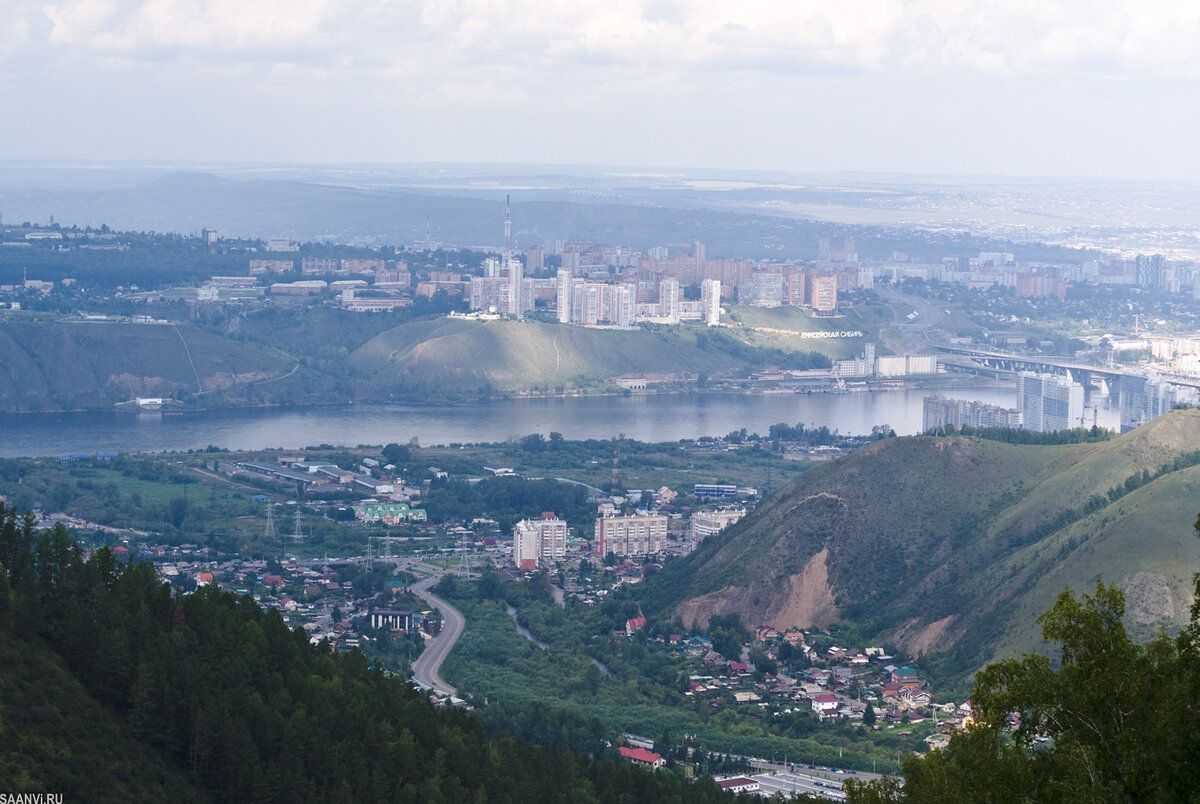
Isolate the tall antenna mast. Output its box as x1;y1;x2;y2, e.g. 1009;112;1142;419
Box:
503;194;512;261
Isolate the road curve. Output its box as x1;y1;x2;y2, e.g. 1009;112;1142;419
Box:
409;574;464;697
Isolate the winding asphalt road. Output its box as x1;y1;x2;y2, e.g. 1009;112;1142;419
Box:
409;574;464;697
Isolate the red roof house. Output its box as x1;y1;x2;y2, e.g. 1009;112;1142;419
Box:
619;746;665;769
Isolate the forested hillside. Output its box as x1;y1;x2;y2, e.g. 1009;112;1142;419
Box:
640;410;1200;685
0;504;747;802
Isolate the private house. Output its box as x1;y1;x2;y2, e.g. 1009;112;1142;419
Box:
755;625;780;642
812;693;840;715
618;746;665;769
892;666;922;689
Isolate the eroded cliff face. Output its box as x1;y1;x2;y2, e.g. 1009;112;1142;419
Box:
1120;572;1182;626
676;549;839;631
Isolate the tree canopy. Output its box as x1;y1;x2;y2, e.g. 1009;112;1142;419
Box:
848;566;1200;803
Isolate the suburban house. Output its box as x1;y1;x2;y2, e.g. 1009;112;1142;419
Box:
618;746;665;769
811;693;840;715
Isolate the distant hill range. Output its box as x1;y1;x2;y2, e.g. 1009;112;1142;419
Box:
642;410;1200;683
0;168;1083;261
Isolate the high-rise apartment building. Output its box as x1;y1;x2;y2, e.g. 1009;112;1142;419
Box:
1017;372;1084;432
1119;374;1198;432
689;508;746;541
659;277;681;323
556;269;573;323
505;257;524;319
513;514;567;570
784;267;806;306
701;279;721;326
809;275;838;313
561;246;582;275
594;512;668;557
923;395;1021;432
526;245;545;273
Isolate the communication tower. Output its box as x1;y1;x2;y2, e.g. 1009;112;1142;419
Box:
503;194;512;261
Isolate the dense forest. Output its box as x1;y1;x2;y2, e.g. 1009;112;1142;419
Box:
0;503;754;802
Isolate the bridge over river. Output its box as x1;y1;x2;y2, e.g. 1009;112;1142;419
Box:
937;346;1200;399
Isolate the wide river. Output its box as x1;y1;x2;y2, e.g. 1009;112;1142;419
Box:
0;384;1120;457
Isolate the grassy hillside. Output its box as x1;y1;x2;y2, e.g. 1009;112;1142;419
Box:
349;317;829;397
728;301;897;361
641;410;1200;683
0;312;841;411
0;321;295;412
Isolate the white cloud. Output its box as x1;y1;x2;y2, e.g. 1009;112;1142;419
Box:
9;0;1199;79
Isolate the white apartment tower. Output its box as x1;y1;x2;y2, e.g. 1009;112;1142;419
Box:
1017;372;1085;433
556;269;573;323
1119;374;1198;432
512;514;568;570
659;277;681;324
701;279;721;326
505;257;524;318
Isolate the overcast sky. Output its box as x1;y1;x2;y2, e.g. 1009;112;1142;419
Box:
3;0;1198;181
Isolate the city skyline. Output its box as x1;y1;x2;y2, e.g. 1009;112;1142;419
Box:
3;1;1200;181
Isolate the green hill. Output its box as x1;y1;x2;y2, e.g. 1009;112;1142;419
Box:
349;317;829;397
0;321;295;412
641;410;1200;682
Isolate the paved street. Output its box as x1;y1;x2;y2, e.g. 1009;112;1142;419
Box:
408;573;465;697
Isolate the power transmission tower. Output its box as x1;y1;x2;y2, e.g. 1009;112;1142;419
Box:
263;500;276;543
291;504;304;543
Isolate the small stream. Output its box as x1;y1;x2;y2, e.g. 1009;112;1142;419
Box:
506;604;611;676
506;604;550;650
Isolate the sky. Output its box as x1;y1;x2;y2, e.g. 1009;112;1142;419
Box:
3;0;1199;181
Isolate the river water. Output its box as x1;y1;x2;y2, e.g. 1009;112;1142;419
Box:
0;385;1119;458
